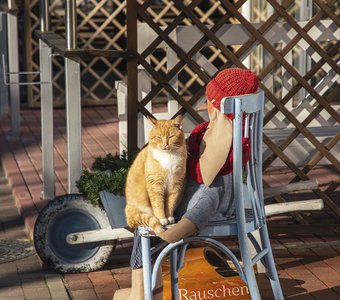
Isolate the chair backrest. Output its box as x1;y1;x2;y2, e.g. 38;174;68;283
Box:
221;90;265;229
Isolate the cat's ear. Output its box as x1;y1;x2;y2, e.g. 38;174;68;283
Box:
147;115;157;126
172;115;183;129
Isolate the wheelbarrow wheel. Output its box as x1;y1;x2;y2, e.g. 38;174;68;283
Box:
34;194;115;273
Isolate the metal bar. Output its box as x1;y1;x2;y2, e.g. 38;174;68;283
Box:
0;12;9;115
24;0;34;106
4;71;42;75
233;97;261;299
40;0;50;32
251;249;269;265
65;0;77;49
1;54;51;85
3;81;49;86
39;39;54;200
126;0;138;154
141;236;153;300
170;248;179;300
7;11;20;136
66;227;134;244
65;58;82;193
177;242;189;271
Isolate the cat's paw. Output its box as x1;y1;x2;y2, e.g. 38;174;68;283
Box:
167;217;175;224
160;218;169;226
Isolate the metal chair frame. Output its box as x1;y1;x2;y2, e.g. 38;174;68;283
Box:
139;90;284;300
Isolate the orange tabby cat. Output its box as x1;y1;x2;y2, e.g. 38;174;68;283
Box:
125;116;187;235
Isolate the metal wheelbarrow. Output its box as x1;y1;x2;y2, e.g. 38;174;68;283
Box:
34;180;323;273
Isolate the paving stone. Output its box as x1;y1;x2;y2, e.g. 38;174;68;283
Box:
89;271;117;298
0;276;21;287
312;248;340;274
70;289;99;300
97;291;115;300
63;274;94;291
21;279;48;289
306;262;340;288
22;286;51;299
45;273;70;300
0;297;26;300
112;271;131;289
310;288;340;300
0;262;18;275
0;285;24;298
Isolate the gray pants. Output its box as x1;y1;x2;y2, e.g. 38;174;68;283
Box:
130;173;234;269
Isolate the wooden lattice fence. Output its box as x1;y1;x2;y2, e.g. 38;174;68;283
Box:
23;0;264;107
24;0;128;106
124;0;340;225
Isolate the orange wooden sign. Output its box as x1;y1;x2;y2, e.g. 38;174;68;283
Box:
162;247;251;300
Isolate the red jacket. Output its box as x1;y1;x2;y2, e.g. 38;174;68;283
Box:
187;122;250;183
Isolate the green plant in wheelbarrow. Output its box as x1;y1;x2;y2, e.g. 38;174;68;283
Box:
34;152;134;274
76;152;131;207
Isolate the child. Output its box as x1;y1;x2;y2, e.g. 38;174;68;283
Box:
113;68;259;300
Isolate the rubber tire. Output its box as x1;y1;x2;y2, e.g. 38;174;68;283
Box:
34;194;115;273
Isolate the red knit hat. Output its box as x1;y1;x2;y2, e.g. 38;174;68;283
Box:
206;68;259;110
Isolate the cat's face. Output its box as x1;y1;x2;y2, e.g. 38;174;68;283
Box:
148;116;185;151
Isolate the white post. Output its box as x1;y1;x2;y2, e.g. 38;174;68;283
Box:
39;39;55;199
7;10;20;136
65;0;82;193
0;12;9;115
116;81;128;155
65;58;82;193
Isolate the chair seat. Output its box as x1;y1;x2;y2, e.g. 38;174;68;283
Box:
138;209;257;238
200;209;257;236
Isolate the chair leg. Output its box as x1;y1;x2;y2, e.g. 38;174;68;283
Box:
239;233;261;300
141;236;153;300
243;261;261;300
170;247;179;300
259;224;284;300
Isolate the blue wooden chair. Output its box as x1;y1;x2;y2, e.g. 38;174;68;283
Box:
138;90;284;300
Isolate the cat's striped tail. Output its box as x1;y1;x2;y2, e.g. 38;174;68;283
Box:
125;205;165;235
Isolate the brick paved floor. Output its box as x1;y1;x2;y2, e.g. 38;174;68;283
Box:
0;166;69;300
1;108;340;299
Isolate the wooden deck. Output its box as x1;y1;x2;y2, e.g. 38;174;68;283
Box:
1;107;340;299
